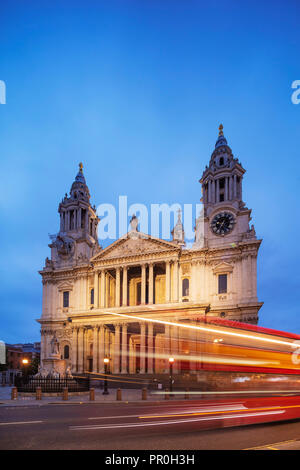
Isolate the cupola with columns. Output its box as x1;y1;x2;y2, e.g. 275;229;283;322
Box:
200;124;246;213
47;163;100;268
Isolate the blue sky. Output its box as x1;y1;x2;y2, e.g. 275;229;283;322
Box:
0;0;300;343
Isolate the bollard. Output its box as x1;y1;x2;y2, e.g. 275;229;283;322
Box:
142;388;147;400
185;388;189;400
89;388;95;401
62;387;68;401
116;388;122;401
36;387;42;400
165;388;169;400
11;387;18;400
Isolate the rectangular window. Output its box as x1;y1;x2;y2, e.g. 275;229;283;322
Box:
218;274;227;294
90;288;94;305
63;291;69;308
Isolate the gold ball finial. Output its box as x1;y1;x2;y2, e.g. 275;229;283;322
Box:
79;162;83;171
219;124;223;136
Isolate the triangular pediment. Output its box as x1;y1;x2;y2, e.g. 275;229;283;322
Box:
212;261;233;274
91;232;180;262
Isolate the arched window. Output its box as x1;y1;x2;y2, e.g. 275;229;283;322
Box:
182;278;189;297
219;157;224;166
64;345;69;359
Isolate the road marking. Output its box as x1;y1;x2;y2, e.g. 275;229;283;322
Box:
245;439;297;450
0;421;43;426
70;410;284;431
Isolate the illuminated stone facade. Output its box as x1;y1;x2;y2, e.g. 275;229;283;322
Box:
38;127;263;375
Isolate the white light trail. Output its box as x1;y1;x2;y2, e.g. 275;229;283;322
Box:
69;411;284;431
103;311;299;350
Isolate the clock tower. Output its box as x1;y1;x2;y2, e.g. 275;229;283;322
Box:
199;125;263;323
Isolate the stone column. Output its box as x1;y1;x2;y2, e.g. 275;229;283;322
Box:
86;275;90;309
77;327;84;373
140;322;146;373
98;326;105;373
94;271;99;308
93;326;98;373
113;324;121;373
165;260;171;302
229;175;233;200
148;263;154;304
216;178;220;203
234;174;237;199
115;267;121;307
105;272;109;307
100;269;106;308
121;324;128;373
247;254;252;297
81;276;87;310
242;255;248;298
122;266;128;307
252;255;257;299
225;177;228;201
71;327;78;373
172;260;179;302
82;328;87;373
141;264;146;305
147;322;154;374
212;179;216;204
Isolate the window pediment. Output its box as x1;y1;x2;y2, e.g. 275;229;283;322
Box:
212;262;233;274
57;281;73;292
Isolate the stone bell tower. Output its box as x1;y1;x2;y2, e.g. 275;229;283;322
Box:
47;163;100;268
200;124;257;248
198;125;263;324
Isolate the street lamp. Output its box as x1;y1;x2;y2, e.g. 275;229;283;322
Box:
22;358;30;380
103;357;110;395
169;357;174;396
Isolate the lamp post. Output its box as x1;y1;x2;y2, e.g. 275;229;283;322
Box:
22;358;29;382
169;357;174;397
103;357;110;395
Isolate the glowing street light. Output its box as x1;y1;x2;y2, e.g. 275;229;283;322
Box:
103;357;110;395
22;358;30;379
169;357;175;396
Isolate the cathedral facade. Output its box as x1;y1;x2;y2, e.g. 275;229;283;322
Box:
38;126;263;376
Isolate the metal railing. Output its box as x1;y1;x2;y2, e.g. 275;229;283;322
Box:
14;375;90;393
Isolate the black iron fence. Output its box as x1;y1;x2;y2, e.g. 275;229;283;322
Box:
14;375;90;393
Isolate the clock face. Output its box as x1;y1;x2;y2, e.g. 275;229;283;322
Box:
211;212;235;236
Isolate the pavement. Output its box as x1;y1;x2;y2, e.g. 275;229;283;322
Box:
0;385;175;406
